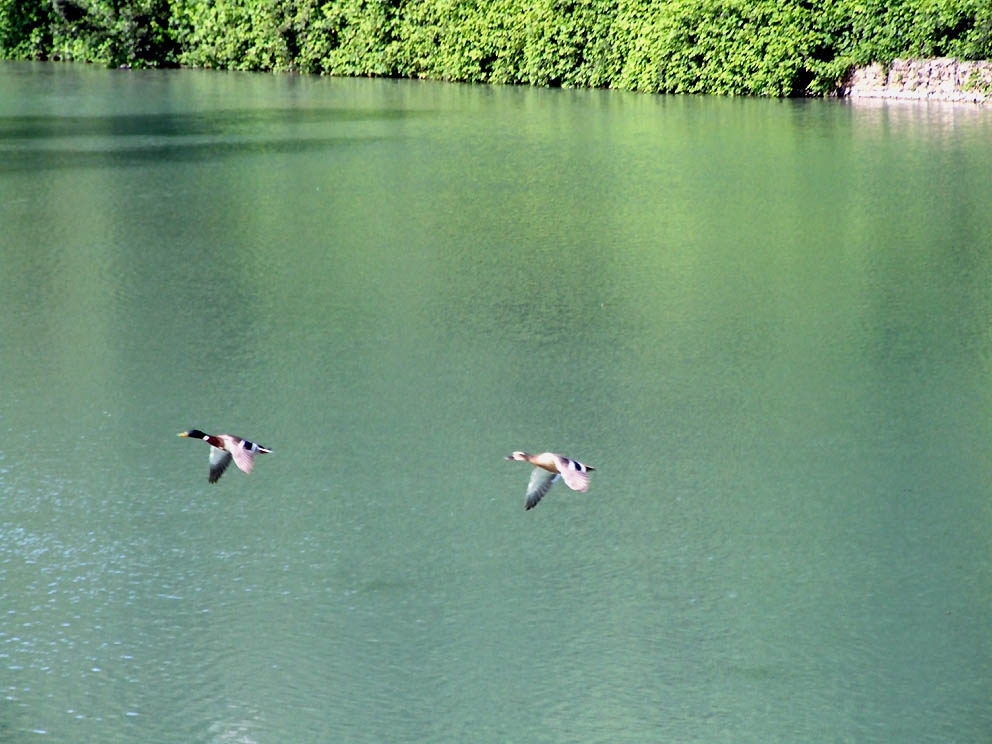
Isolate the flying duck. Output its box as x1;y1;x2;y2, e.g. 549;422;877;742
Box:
178;429;272;483
505;451;595;510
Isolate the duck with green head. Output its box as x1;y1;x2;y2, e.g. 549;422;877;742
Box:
178;429;272;483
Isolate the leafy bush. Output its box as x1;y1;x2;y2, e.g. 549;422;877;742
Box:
1;0;991;93
0;0;52;59
42;0;179;66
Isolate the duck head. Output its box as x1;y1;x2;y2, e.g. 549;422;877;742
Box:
178;429;208;439
505;451;530;461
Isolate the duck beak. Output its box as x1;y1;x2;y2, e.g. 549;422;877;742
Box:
177;431;189;437
504;455;514;460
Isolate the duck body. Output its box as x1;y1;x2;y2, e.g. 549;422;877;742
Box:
178;429;272;483
505;451;595;510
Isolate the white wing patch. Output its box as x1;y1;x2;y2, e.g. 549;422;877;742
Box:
208;446;233;483
525;468;557;510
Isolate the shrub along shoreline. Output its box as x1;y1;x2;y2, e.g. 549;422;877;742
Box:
2;0;991;98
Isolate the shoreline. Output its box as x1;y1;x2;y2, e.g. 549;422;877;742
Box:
3;56;992;103
841;58;992;103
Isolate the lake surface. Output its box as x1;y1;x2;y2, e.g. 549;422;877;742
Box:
1;61;991;743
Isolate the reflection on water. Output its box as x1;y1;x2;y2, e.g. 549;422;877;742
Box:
0;106;420;172
0;136;382;173
0;107;420;140
1;61;992;743
843;96;992;141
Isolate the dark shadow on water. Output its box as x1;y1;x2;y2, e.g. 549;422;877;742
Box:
0;107;423;141
0;135;385;173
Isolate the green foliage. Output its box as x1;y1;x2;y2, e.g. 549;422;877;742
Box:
2;0;992;94
172;0;283;69
29;0;180;66
911;0;992;58
611;0;818;95
0;0;52;58
316;0;404;75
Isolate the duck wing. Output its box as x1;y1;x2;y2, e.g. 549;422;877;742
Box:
228;440;258;474
555;456;592;492
525;467;558;510
208;446;233;483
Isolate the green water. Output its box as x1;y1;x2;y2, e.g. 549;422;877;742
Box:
1;61;991;743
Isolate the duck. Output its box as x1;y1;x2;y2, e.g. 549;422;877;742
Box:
505;451;595;510
178;429;272;483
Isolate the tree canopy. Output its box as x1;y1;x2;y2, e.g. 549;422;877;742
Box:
3;0;992;95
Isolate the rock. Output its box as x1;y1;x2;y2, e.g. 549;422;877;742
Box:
840;57;992;103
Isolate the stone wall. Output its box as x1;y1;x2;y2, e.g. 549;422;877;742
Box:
840;58;992;103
